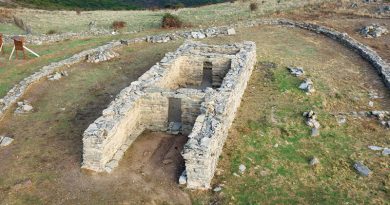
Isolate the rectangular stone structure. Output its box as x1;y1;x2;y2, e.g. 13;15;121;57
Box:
82;41;256;189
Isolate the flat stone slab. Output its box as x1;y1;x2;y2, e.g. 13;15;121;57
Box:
0;136;14;147
353;162;372;177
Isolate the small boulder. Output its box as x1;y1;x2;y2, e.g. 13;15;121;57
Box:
213;186;222;192
299;79;315;94
368;145;383;151
382;148;390;156
353;161;372;177
179;170;187;185
0;136;14;147
227;28;236;35
239;164;246;174
287;66;304;77
311;128;320;137
309;157;320;166
360;24;388;38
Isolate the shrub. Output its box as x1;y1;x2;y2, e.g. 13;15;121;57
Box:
250;2;258;11
75;9;82;15
161;13;182;29
46;29;57;35
111;21;126;31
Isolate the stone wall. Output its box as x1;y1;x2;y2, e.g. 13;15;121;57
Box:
182;42;257;189
81;41;256;183
238;19;390;88
0;27;236;121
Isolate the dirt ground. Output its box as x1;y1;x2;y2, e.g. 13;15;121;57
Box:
0;4;390;204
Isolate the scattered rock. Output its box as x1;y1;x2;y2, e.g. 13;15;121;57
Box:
86;49;119;63
191;31;206;39
368;145;383;151
213;186;222;192
304;111;321;136
227;28;236;35
179;170;187;185
48;71;68;81
360;24;388;38
0;135;14;147
368;101;374;107
287;66;304;77
239;164;246;174
299;78;315;94
378;5;390;14
382;148;390;156
311;128;320;137
353;161;372;177
15;100;33;114
336;115;347;125
309;157;320;166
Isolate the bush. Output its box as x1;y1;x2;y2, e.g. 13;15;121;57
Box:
161;13;182;29
46;29;57;35
75;9;82;15
249;2;258;11
111;21;126;31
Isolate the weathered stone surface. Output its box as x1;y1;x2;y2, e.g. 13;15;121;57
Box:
82;41;256;192
382;148;390;156
353;161;372;176
288;66;304;77
309;157;320;166
239;164;246;174
299;78;315;94
86;49;119;63
360;24;388;38
14;100;33;114
0;136;14;147
368;145;383;151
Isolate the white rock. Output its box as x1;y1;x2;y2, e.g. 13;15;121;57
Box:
368;145;383;151
309;157;320;166
239;164;246;174
227;28;236;35
22;104;33;112
179;170;187;185
0;136;14;147
213;186;222;192
382;148;390;156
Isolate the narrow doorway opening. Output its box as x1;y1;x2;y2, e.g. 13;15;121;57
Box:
168;98;182;133
201;61;213;88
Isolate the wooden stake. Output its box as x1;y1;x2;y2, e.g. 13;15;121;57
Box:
23;46;40;57
9;46;15;61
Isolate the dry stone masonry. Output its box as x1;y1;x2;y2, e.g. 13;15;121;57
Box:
82;41;257;190
0;26;236;121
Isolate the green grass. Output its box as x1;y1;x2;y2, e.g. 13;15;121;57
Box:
0;0;335;34
193;26;390;204
0;23;24;35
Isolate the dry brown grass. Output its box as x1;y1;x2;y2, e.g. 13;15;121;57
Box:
0;8;14;23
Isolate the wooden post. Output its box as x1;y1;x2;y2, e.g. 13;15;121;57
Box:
13;36;26;59
0;33;3;54
9;36;39;60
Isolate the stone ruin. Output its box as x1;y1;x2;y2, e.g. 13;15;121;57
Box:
82;41;256;189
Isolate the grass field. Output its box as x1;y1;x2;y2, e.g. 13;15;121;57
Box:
0;0;334;34
0;24;389;204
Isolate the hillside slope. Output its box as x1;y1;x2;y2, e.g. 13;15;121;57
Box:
6;0;228;10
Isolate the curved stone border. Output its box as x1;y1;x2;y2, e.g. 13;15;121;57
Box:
237;19;390;88
1;18;389;124
0;26;235;120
